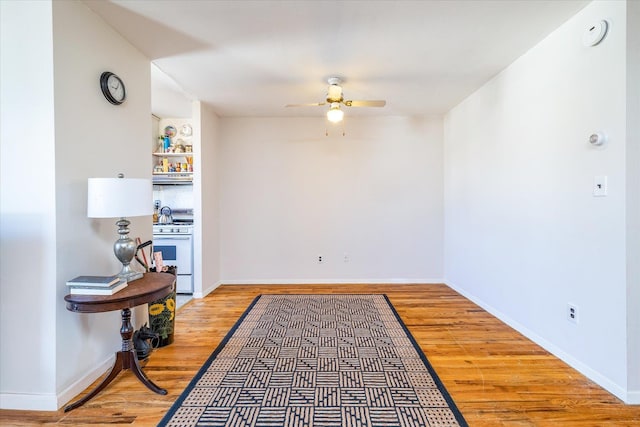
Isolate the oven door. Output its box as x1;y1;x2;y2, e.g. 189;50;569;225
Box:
152;234;193;293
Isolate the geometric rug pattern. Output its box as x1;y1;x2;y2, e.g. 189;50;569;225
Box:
159;294;468;427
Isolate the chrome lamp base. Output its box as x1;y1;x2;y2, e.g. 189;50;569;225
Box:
114;218;143;282
118;267;144;282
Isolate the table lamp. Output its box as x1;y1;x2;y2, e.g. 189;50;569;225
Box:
87;174;152;282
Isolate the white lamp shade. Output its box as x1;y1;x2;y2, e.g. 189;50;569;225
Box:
87;177;152;218
326;106;344;123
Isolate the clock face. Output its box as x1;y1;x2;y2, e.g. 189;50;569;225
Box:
107;75;124;102
100;72;126;105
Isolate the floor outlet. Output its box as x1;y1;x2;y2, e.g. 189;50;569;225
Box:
567;303;579;324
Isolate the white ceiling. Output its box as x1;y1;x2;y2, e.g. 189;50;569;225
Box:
85;0;589;119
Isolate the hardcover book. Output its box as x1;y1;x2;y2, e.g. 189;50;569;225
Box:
66;275;120;288
69;281;128;295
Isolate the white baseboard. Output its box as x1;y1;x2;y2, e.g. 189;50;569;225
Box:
219;278;445;285
445;280;637;405
0;354;114;411
626;390;640;405
0;392;58;411
55;354;114;410
194;280;222;299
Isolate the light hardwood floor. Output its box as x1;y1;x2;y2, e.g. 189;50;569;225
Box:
1;284;639;426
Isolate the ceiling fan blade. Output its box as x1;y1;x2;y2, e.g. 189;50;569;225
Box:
344;100;386;107
285;102;326;107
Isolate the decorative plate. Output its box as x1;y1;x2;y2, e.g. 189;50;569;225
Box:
180;124;192;137
164;126;177;137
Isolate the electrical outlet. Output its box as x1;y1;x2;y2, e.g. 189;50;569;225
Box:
567;303;579;324
318;255;323;264
593;176;607;197
343;253;349;263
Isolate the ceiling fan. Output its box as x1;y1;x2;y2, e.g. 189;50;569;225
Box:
286;77;386;123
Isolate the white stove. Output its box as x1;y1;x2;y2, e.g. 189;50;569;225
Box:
152;222;194;294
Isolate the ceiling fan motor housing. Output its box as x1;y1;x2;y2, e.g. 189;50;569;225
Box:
327;77;344;103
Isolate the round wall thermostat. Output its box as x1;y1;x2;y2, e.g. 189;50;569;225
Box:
583;20;608;47
589;132;607;146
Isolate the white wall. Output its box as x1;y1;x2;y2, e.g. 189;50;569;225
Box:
219;116;443;284
444;0;635;402
0;0;152;410
53;0;152;409
0;0;58;408
626;0;640;399
194;102;221;297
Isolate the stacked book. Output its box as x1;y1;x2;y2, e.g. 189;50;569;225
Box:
66;275;128;295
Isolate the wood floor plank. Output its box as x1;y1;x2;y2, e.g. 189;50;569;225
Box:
1;284;638;426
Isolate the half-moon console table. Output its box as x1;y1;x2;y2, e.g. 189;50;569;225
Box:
63;272;175;412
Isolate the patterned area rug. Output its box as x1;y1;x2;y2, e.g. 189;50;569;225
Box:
159;294;467;427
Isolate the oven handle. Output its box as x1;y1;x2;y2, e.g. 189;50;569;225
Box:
152;236;191;240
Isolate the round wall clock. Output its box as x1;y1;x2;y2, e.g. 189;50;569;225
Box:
100;71;126;105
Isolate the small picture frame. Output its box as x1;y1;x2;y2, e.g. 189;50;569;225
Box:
153;251;164;271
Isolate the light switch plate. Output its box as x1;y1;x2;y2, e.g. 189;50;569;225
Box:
593;175;607;197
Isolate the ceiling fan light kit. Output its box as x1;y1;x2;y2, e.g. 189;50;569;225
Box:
326;103;344;123
286;76;386;123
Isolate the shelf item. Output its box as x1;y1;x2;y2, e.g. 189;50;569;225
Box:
180;124;192;136
152;172;193;176
164;126;176;137
153;152;193;157
153;153;193;175
154;122;194;178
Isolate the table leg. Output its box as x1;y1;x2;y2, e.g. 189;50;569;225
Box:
124;348;167;394
63;351;125;412
64;308;166;412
